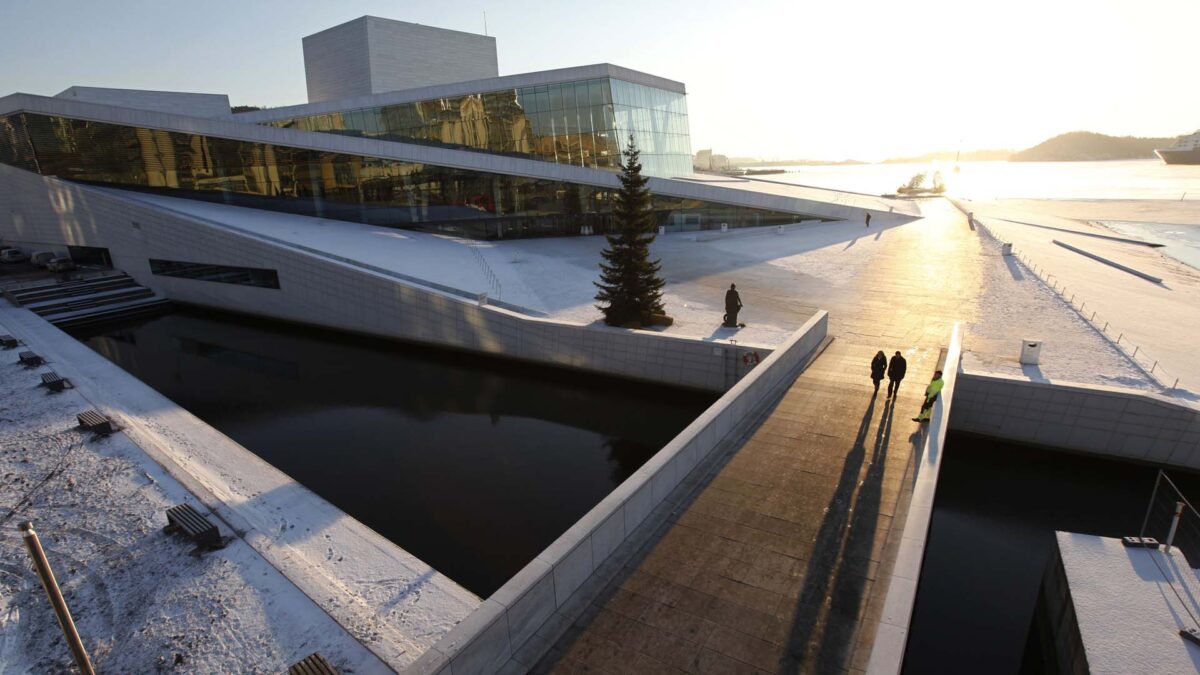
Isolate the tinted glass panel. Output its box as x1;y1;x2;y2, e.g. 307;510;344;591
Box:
0;112;809;240
149;259;281;288
250;78;691;177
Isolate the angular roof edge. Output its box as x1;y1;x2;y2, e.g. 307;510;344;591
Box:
227;63;687;123
0;93;915;220
54;85;230;100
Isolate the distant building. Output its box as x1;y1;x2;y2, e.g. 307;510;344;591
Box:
694;149;713;171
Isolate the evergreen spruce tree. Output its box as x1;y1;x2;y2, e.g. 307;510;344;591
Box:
594;135;666;326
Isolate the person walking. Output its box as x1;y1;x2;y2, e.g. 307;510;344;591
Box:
887;351;907;398
870;351;887;395
913;370;945;423
723;283;743;327
865;212;872;228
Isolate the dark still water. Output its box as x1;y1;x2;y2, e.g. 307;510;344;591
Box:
904;433;1200;675
74;306;714;597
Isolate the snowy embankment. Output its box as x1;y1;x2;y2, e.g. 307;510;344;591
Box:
117;190;1166;394
0;306;480;672
955;198;1200;402
0;321;389;673
1056;533;1200;675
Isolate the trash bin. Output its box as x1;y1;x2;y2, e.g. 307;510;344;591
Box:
1001;242;1013;256
721;223;729;232
1019;340;1042;365
777;225;785;235
658;225;666;235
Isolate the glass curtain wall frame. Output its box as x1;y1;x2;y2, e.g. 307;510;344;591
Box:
261;77;693;178
0;112;818;240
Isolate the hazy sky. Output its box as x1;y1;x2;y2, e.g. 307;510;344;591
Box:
1;0;1195;161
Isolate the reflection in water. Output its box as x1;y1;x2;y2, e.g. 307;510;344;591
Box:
75;306;713;596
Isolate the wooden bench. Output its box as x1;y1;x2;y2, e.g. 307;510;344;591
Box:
40;371;70;392
287;652;338;675
163;503;225;551
18;351;43;366
76;409;115;435
0;335;16;349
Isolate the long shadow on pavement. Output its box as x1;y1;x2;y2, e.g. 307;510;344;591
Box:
778;395;896;673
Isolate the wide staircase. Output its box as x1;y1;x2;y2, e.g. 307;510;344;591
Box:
3;271;171;328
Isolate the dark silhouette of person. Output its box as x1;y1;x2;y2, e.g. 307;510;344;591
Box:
724;284;742;327
887;351;907;398
870;351;887;395
865;212;872;227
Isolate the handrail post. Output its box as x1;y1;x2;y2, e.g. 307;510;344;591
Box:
19;521;95;675
1165;501;1185;555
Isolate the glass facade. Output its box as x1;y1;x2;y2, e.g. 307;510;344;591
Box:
262;78;693;178
149;259;281;288
0;112;818;239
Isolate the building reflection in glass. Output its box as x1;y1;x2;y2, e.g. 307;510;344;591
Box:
0;112;822;239
263;77;693;178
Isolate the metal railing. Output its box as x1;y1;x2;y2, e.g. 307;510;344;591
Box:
468;243;502;301
1137;470;1200;631
972;216;1191;395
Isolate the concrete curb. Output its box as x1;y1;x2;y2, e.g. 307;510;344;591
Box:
866;323;962;675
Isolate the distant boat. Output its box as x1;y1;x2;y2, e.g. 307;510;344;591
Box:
1155;131;1200;165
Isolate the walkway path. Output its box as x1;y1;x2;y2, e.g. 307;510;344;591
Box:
535;200;982;674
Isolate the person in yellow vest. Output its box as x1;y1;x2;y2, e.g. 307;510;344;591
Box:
913;370;945;423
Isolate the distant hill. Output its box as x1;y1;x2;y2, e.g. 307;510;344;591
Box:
1010;131;1177;162
883;149;1012;164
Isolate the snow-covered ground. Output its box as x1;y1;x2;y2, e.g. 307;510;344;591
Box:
0;306;480;672
956;197;1200;400
0;330;389;673
1056;532;1200;674
118;191;1168;393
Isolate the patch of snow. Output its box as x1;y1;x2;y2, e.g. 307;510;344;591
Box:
0;306;480;671
1056;532;1200;675
0;330;390;673
959;198;1200;400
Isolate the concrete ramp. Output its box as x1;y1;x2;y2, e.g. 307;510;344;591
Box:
532;335;953;674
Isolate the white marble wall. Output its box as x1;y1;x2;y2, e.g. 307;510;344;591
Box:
949;371;1200;469
0;165;766;392
302;19;373;104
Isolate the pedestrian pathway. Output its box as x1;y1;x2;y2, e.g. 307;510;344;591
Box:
535;340;938;674
534;201;982;674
